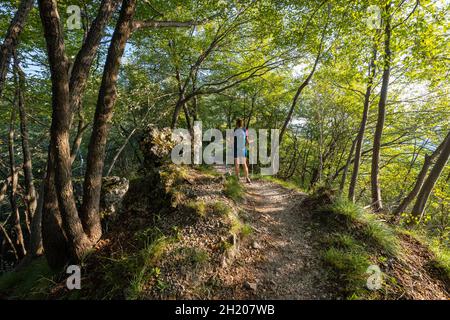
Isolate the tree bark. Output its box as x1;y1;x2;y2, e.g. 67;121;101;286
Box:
39;0;92;266
70;115;89;164
348;47;377;202
411;132;450;218
0;0;34;98
394;132;450;216
81;0;137;243
371;3;391;212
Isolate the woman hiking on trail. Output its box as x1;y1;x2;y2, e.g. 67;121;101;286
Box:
234;118;251;183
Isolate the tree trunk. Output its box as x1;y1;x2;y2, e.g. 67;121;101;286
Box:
279;9;329;143
371;3;391;212
70;115;89;164
39;0;92;266
8;103;26;258
69;0;121;113
411;132;450;218
39;0;124;269
348;47;377;202
0;0;33;98
339;137;357;193
394;131;450;216
279;47;322;144
15;59;37;227
81;0;137;243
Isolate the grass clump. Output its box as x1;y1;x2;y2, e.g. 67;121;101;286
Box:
258;175;304;192
430;242;450;280
360;213;399;256
0;257;55;299
323;196;362;220
319;196;399;256
196;164;220;177
223;176;244;202
180;247;210;267
322;233;372;299
97;228;174;299
186;200;207;217
211;200;231;216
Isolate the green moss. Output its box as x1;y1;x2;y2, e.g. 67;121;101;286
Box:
241;224;253;237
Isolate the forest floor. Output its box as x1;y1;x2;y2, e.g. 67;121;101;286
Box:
0;164;449;300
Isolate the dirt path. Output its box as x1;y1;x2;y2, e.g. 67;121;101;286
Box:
215;167;334;299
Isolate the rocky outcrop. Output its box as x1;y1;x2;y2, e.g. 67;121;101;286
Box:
100;176;129;218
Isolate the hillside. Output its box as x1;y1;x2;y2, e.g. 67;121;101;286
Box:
1;165;448;300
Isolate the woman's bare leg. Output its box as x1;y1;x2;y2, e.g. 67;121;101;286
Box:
242;158;251;182
234;159;240;178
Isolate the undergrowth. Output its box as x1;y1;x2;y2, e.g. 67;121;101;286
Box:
223;175;244;202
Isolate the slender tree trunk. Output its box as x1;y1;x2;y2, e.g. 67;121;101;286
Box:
394;132;450;216
411;132;450;218
0;223;19;261
106;127;137;176
279;48;322;144
0;0;33;98
279;9;329;143
15;59;37;226
371;3;391;212
348;47;377;202
8;104;26;258
81;0;137;243
70;115;89;164
340;137;357;193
